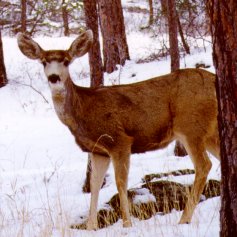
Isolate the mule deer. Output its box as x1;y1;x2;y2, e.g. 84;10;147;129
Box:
17;30;220;230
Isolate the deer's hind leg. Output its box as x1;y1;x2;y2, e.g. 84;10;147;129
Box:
87;153;110;230
110;135;133;228
178;137;212;224
206;130;220;160
111;152;131;227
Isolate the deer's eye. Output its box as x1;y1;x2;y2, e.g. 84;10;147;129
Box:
42;59;47;67
64;58;70;67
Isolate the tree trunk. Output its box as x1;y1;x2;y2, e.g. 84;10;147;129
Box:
98;0;119;73
83;155;92;193
177;13;190;54
166;0;187;156
98;0;130;73
207;1;237;236
161;0;167;14
112;0;130;66
167;0;179;72
174;141;188;157
83;0;104;87
62;0;70;36
21;0;27;32
148;0;154;26
0;30;7;88
82;0;104;193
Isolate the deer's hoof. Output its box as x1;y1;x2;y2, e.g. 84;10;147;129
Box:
86;221;98;231
178;216;191;224
123;220;132;228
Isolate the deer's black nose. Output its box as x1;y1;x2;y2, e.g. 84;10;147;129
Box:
48;74;61;84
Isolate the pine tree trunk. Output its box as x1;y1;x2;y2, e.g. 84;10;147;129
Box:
148;0;154;26
0;30;7;88
161;0;167;14
166;0;187;156
98;0;130;73
21;0;27;32
112;0;130;67
83;0;104;87
83;0;104;193
62;0;70;36
174;141;188;157
83;155;92;193
207;1;237;236
167;0;179;72
98;0;119;73
177;14;190;54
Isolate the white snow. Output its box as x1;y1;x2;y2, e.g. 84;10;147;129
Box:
133;188;156;205
0;11;220;237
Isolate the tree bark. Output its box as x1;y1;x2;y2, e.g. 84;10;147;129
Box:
161;0;167;14
98;0;130;73
0;30;7;88
166;0;187;156
62;0;70;36
207;0;237;236
174;141;188;157
83;155;92;193
148;0;154;26
83;0;104;87
167;0;179;72
177;13;190;54
21;0;27;33
83;0;104;193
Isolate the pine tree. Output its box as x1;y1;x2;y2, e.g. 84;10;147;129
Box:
207;0;237;235
0;30;7;88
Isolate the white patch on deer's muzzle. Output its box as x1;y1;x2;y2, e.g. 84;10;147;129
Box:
44;61;68;95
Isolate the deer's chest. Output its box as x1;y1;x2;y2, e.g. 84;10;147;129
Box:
52;93;78;132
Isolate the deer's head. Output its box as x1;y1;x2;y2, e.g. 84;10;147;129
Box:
17;30;93;86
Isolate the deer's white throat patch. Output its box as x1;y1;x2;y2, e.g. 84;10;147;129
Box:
49;80;66;94
50;83;67;123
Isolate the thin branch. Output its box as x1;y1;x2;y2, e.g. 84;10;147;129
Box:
11;77;49;104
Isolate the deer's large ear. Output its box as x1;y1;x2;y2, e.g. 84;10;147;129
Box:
17;33;43;60
68;30;93;60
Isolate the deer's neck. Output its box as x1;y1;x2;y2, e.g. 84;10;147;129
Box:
50;77;82;132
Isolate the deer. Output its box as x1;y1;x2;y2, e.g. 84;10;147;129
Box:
17;30;220;230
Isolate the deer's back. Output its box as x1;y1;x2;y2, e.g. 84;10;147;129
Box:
71;68;217;154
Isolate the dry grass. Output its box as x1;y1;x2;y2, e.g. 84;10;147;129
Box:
0;168;220;236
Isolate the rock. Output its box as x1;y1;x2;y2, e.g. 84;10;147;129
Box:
75;169;220;229
202;179;220;198
142;169;195;182
141;180;189;213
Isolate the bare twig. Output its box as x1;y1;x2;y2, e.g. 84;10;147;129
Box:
11;75;49;104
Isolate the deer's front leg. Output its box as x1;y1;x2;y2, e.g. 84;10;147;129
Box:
87;153;110;230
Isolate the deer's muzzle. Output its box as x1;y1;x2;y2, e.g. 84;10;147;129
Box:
48;74;61;84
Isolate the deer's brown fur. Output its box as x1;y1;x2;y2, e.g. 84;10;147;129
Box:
17;30;220;230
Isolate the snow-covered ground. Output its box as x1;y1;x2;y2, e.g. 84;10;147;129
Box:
0;8;220;237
